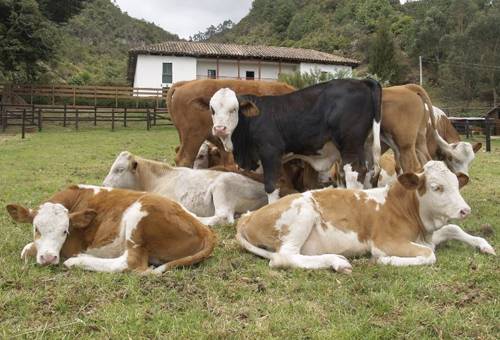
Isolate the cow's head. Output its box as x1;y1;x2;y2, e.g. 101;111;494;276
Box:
209;88;259;152
193;141;223;169
436;135;482;177
397;161;470;231
6;203;95;265
103;151;140;190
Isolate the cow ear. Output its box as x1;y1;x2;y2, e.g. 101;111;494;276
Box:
456;172;469;189
239;100;260;117
397;173;424;190
6;204;34;223
69;209;96;229
191;97;210;111
472;142;482;153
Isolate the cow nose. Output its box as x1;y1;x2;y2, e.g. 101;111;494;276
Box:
213;126;227;136
459;207;471;218
41;254;58;265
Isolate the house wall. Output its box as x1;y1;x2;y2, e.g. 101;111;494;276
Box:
133;55;197;88
196;59;298;80
299;63;352;76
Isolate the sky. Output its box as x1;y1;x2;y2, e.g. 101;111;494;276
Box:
113;0;253;39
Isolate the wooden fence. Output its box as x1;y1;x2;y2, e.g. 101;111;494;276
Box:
448;117;495;152
0;84;168;107
0;104;171;138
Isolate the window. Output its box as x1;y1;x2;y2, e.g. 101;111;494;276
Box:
208;69;217;79
162;63;172;83
246;71;255;80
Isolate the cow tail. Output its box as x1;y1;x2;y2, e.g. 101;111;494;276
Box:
405;84;449;150
153;227;217;273
367;79;382;186
236;213;274;260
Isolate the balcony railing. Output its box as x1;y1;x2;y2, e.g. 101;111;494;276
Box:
196;75;279;81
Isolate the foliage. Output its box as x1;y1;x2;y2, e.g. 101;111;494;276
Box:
368;21;402;83
278;68;351;89
0;127;497;338
0;0;59;82
37;0;88;23
190;20;234;42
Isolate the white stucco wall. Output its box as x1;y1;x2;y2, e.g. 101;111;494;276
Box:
196;59;298;80
133;55;197;88
299;63;352;76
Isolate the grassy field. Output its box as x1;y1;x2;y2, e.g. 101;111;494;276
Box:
0;126;498;339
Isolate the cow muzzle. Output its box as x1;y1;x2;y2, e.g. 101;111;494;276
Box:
39;253;59;265
213;126;229;138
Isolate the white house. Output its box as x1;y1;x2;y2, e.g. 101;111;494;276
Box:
127;41;359;88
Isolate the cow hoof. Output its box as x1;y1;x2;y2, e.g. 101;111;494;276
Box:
337;266;352;275
479;245;496;255
333;258;352;274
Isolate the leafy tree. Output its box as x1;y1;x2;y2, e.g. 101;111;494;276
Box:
190;20;234;42
37;0;88;23
368;22;400;83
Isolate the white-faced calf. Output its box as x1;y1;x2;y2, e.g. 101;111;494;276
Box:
7;185;216;274
236;161;495;272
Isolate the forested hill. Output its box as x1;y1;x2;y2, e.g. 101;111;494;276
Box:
53;0;178;84
208;0;500;105
1;0;178;85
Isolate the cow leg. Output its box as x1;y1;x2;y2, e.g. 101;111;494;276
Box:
398;144;421;173
175;131;207;167
431;224;495;255
21;242;37;262
260;151;282;203
340;147;367;188
271;253;352;272
63;252;129;272
375;242;436;266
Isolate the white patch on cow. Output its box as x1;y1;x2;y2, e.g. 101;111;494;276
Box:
64;251;129;272
443;142;475;175
78;184;112;194
344;164;364;189
431;224;496;255
372;120;381;172
267;188;280;204
354;192;361;200
103;151;140;189
363;185;389;205
377;243;436;266
282;142;340;173
417;161;471;232
33;203;70;265
85;201;147;258
378;168;397;187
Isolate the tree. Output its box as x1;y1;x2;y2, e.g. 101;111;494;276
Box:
368;22;400;83
37;0;88;23
0;0;58;82
191;20;234;42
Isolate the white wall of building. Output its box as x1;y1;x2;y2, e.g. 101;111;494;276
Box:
299;63;352;76
133;55;353;87
133;55;197;88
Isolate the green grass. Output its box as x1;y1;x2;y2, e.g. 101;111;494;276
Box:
0;126;499;339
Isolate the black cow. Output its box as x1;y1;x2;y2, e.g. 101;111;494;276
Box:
209;78;382;203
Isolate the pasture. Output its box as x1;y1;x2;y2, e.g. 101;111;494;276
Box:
0;126;498;338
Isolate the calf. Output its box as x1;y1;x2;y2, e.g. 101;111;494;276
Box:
236;161;494;272
167;79;295;167
7;185;216;273
210;79;382;203
103;151;268;225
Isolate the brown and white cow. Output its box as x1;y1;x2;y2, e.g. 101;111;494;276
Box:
236;161;495;272
7;185;216;273
167;79;295;168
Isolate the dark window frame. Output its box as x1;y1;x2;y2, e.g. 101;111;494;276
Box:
245;71;255;80
207;69;217;79
162;63;173;83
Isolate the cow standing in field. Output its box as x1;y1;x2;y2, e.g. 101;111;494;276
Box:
210;79;383;202
236;161;495;272
167;79;295;168
7;185;216;273
103;151;269;225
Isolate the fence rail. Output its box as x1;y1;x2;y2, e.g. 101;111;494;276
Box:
0;104;171;138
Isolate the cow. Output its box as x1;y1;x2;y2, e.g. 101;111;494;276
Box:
380;86;481;177
209;78;383;203
193;141;224;169
103;151;268;225
236;161;495;272
426;106;482;175
6;185;216;273
167;79;295;168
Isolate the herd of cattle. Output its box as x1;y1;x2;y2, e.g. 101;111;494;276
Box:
7;78;495;274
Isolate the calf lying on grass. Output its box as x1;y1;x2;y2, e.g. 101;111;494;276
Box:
237;161;495;272
7;185;216;274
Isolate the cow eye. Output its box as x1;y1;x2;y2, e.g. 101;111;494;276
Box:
431;184;443;192
115;167;124;173
210;107;215;115
63;230;69;235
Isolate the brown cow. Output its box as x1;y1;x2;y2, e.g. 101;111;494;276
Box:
167;79;295;168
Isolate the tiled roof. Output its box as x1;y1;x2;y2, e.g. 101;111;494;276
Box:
127;41;359;82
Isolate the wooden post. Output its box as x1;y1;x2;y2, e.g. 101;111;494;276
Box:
38;108;42;132
1;104;6;132
153;107;157;126
465;119;470;139
75;108;79;130
31;104;35;124
485;117;491;152
124;107;127;127
115;88;118;107
111;108;115;131
94;87;97;107
30;85;33;105
216;58;220;79
52;85;55;105
21;109;26;139
146;108;150;130
94;106;97;126
73;86;76;106
0;104;3;130
63;104;67;127
237;59;240;80
258;60;262;80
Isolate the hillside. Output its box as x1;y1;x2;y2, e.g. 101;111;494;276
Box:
47;0;179;85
